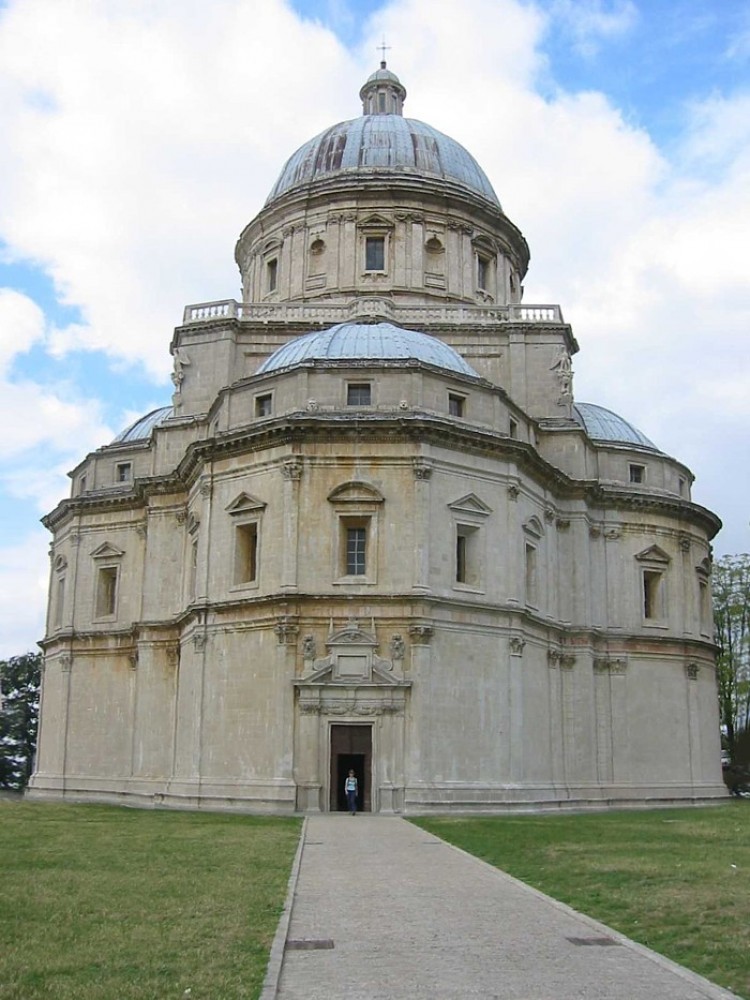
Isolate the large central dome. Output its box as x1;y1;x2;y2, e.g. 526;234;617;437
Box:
266;116;500;207
265;62;500;208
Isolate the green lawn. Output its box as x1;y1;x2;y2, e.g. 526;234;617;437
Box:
0;802;301;1000
414;803;750;999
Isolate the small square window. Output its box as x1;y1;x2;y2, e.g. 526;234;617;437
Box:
365;237;385;271
116;462;132;483
629;464;645;484
255;393;272;417
448;393;465;418
267;258;278;292
347;383;371;406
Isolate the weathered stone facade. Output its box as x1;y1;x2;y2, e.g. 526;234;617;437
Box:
29;64;726;813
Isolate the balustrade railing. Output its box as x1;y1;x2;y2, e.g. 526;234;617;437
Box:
182;299;564;325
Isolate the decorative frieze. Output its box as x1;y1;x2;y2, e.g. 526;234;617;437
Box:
408;624;433;645
507;483;520;501
302;635;317;661
275;616;299;645
413;460;433;481
548;649;575;669
193;633;208;651
594;656;628;674
685;662;699;680
59;654;72;673
390;635;406;661
509;636;525;657
282;460;303;481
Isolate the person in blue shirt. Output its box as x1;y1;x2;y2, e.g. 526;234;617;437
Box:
344;770;358;815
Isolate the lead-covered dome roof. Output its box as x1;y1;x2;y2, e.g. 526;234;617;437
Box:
265;116;500;207
112;406;172;444
573;402;659;450
257;322;479;377
264;62;499;208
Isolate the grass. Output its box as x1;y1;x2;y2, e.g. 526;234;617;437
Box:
0;801;301;1000
414;803;750;999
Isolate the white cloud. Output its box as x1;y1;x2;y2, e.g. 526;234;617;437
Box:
0;288;46;369
547;0;638;56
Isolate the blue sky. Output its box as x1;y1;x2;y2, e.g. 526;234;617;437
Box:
0;0;748;655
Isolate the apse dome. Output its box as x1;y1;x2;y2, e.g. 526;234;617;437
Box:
257;322;479;377
112;406;173;444
573;402;659;450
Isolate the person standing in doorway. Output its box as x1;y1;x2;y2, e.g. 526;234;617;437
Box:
344;769;358;815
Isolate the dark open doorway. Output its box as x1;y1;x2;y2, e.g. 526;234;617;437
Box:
330;724;372;812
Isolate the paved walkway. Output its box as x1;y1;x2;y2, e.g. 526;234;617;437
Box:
268;814;737;1000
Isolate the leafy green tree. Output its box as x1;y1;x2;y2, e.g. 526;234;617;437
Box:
713;555;750;760
0;652;42;790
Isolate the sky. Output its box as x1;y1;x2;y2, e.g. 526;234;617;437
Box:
0;0;748;657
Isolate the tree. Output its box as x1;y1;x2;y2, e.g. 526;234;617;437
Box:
713;554;750;760
0;652;42;790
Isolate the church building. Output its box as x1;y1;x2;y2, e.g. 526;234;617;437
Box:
29;63;726;813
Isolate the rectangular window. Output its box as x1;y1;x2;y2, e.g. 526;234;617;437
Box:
267;258;278;292
509;418;518;439
699;579;709;632
96;566;118;618
456;533;467;583
455;524;479;587
629;464;645;484
643;570;662;619
189;539;198;598
234;523;258;584
346;526;367;576
347;383;371;406
678;476;686;496
365;236;385;271
79;475;87;494
54;577;65;628
525;544;537;606
448;393;465;417
378;92;386;113
477;254;489;290
116;462;132;483
255;393;273;417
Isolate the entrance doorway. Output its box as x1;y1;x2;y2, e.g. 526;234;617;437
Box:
330;724;372;812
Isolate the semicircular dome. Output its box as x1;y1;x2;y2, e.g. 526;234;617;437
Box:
265;116;500;208
257;322;479;377
112;406;173;444
573;402;659;450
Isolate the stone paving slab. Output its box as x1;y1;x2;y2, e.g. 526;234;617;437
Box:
273;814;738;1000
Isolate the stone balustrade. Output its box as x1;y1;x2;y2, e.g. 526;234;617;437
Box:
182;298;564;326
